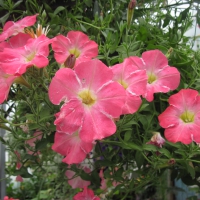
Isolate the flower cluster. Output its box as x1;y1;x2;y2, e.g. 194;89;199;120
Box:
2;13;200;199
0;14;51;104
49;41;181;167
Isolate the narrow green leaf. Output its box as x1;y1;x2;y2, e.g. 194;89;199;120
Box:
53;6;65;15
142;144;158;152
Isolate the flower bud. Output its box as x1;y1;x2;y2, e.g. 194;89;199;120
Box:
147;132;165;148
41;10;47;19
168;158;175;165
127;0;137;29
64;54;76;69
166;47;173;58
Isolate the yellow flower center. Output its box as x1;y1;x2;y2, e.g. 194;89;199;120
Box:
69;48;81;58
148;72;157;84
180;111;195;123
78;89;96;106
26;51;36;62
118;79;128;89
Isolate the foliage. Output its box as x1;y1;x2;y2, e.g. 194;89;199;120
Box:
1;0;200;199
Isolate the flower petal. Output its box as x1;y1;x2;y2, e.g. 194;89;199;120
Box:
75;59;113;92
141;49;168;71
55;99;84;134
80;107;117;142
95;81;126;117
48;68;81;104
52;132;93;164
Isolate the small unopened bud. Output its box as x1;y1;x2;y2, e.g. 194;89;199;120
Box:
128;0;137;9
42;10;47;19
168;158;175;165
64;54;76;69
127;0;137;29
166;47;173;58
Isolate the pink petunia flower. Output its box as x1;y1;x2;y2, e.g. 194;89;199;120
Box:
25;131;42;155
16;175;23;182
130;50;180;102
51;31;98;68
49;59;126;142
4;197;19;200
0;35;51;75
111;57;147;114
73;187;100;200
158;89;200;144
146;132;165;148
65;166;91;188
0;69;19;104
0;14;38;42
52;131;93;164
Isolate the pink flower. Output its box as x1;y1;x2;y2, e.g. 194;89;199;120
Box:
49;59;126;142
99;169;108;190
130;50;180;102
4;197;19;200
111;57;147;114
16;175;23;182
0;14;38;42
73;187;100;200
52;131;93;164
51;31;98;68
0;35;51;75
147;132;165;148
158;89;200;144
25;131;42;155
4;197;11;200
65;166;91;188
0;33;31;53
99;168;119;192
0;68;19;104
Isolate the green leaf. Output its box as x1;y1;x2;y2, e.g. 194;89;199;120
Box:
0;123;11;132
14;167;32;178
127;142;142;151
114;167;124;181
186;162;195;179
28;123;39;130
157;148;171;158
84;0;92;7
35;139;48;151
124;130;132;142
142;144;158;152
0;136;6;144
80;23;87;32
53;6;66;15
0;0;4;7
179;7;190;22
138;103;149;112
101;140;131;149
165;141;183;149
80;170;91;181
13;0;23;9
0;13;10;24
44;3;53;13
91;170;101;187
135;151;145;169
23;154;37;160
95;159;117;167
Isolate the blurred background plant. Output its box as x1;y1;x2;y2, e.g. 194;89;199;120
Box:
1;0;200;199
